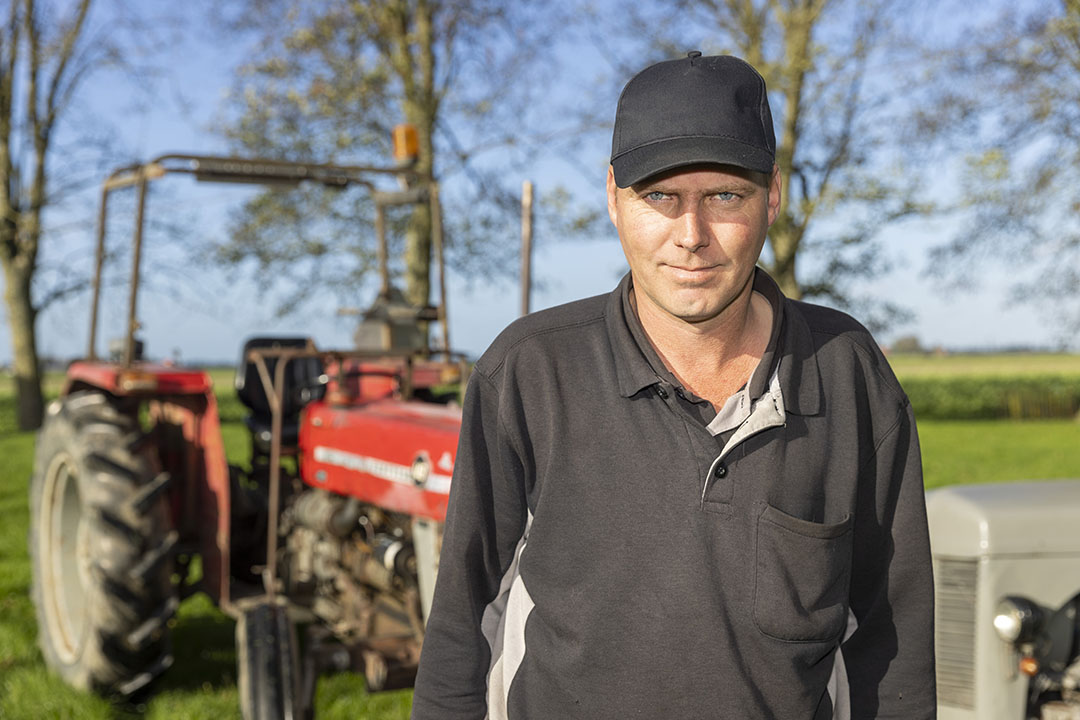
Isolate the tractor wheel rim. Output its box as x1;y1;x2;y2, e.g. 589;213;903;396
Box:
40;452;89;664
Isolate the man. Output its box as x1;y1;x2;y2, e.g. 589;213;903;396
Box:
412;53;935;719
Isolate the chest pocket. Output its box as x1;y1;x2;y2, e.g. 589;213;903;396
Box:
753;503;853;643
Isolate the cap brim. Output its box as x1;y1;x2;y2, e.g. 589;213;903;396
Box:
611;136;774;188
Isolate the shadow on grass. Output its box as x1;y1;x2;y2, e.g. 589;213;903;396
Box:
154;595;238;695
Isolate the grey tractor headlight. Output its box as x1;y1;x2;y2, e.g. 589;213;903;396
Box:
993;596;1043;644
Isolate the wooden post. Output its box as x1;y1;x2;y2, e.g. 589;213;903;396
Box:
430;183;450;353
520;180;534;317
375;202;390;299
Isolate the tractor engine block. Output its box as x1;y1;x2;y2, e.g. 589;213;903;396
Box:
281;488;421;640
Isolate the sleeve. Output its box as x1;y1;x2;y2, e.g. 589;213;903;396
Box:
411;369;529;720
842;401;937;719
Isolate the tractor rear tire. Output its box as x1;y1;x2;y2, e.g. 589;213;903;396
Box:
237;601;301;720
29;391;178;696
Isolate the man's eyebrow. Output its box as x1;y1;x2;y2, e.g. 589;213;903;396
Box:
629;180;666;194
708;180;761;194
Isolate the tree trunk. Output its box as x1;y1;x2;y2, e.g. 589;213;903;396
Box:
765;0;819;303
403;0;435;311
768;220;802;300
404;194;432;308
402;96;433;309
3;259;43;429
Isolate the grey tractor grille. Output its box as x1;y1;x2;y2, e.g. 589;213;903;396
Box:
934;557;979;709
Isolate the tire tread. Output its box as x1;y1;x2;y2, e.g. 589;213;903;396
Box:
29;391;178;697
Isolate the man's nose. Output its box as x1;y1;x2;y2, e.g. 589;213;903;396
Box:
674;207;710;252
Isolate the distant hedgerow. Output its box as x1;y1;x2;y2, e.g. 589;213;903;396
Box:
902;375;1080;420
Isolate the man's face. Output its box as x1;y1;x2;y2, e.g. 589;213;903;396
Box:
606;163;781;327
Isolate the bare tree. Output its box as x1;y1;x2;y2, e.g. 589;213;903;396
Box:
1;0;94;430
918;0;1080;336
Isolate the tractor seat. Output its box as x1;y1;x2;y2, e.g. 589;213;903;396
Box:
235;337;325;451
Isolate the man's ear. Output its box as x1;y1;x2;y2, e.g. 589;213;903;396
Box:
766;164;782;227
606;166;619;228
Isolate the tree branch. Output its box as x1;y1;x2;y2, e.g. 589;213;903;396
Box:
43;0;91;132
803;5;878;229
35;277;90;310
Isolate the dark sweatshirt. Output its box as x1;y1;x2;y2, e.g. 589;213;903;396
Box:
412;270;936;719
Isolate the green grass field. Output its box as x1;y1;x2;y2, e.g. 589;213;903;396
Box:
918;419;1080;488
889;351;1080;377
1;357;1078;718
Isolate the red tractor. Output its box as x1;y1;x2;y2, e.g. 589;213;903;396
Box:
28;139;466;718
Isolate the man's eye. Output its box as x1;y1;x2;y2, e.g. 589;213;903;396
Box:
714;191;739;202
644;191;668;202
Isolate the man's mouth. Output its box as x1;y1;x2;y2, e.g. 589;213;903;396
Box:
665;263;718;275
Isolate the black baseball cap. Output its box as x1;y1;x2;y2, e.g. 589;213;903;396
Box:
610;52;776;188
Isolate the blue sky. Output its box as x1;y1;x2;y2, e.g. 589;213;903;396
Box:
1;2;1071;367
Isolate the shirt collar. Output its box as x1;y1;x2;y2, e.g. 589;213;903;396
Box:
604;268;822;416
745;269;784;401
745;269;822;416
606;272;665;398
776;289;822;416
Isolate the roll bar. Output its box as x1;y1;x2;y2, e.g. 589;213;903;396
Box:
86;153;448;364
